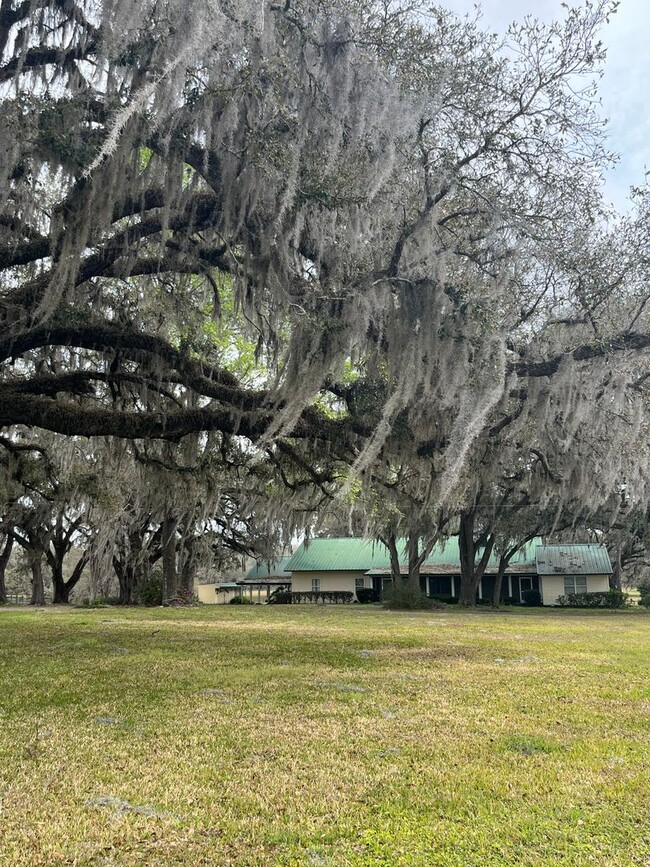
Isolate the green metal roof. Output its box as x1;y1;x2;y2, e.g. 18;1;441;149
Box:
536;544;612;575
244;555;293;581
285;538;391;572
285;537;540;573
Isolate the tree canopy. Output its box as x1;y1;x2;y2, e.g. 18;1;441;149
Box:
1;0;649;600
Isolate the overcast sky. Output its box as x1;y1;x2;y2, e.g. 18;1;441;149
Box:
442;0;648;212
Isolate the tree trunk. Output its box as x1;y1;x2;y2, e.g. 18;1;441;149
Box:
161;513;178;600
458;511;478;606
30;555;45;605
491;535;539;607
50;558;67;603
117;563;134;604
610;544;622;590
179;537;198;594
113;557;138;604
458;511;495;607
385;533;403;587
51;550;88;604
113;526;151;604
492;557;508;608
407;534;423;592
0;535;13;604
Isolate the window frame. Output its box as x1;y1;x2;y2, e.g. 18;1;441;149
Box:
563;575;588;595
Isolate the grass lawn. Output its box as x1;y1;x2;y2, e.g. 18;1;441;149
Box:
0;605;649;866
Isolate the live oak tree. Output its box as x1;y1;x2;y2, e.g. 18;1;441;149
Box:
2;0;650;591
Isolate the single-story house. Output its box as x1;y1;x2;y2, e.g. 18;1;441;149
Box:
284;538;612;605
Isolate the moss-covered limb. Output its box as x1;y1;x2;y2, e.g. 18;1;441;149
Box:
0;322;241;389
0;390;361;446
4;192;227;310
0;188;172;271
0;39;93;84
509;332;650;378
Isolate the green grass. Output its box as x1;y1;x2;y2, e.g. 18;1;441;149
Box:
1;605;649;866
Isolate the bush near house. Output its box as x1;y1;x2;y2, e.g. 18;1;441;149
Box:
356;588;380;604
268;590;355;604
137;571;163;607
556;590;628;609
521;589;543;607
229;596;254;605
291;591;354;604
383;583;444;610
639;594;650;608
268;589;293;604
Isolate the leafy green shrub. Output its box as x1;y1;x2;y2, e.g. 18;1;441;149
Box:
556;590;629;609
290;591;354;604
521;589;543;606
79;596;122;608
268;590;293;604
502;597;520;606
383;582;444;610
138;571;163;606
229;595;254;604
428;594;458;605
356;588;380;604
639;594;650;608
636;578;650;596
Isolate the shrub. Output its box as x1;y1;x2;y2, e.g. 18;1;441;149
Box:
383;582;444;611
164;587;198;606
138;571;163;607
79;596;122;608
356;588;380;604
521;589;543;607
428;594;458;605
290;591;354;604
268;590;293;604
556;590;629;609
229;595;254;604
639;594;650;608
636;578;650;596
502;597;520;606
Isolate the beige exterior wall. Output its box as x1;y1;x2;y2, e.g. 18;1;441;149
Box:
196;583;240;604
541;574;610;607
291;571;366;598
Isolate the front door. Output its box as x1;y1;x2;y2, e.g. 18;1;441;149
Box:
520;576;533;601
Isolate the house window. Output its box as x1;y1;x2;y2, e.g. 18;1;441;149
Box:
311;578;321;592
563;575;587;595
428;575;452;597
355;578;365;592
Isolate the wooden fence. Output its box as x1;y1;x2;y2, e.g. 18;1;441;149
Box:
3;593;52;605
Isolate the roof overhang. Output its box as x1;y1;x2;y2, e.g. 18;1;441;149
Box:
365;565;535;577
